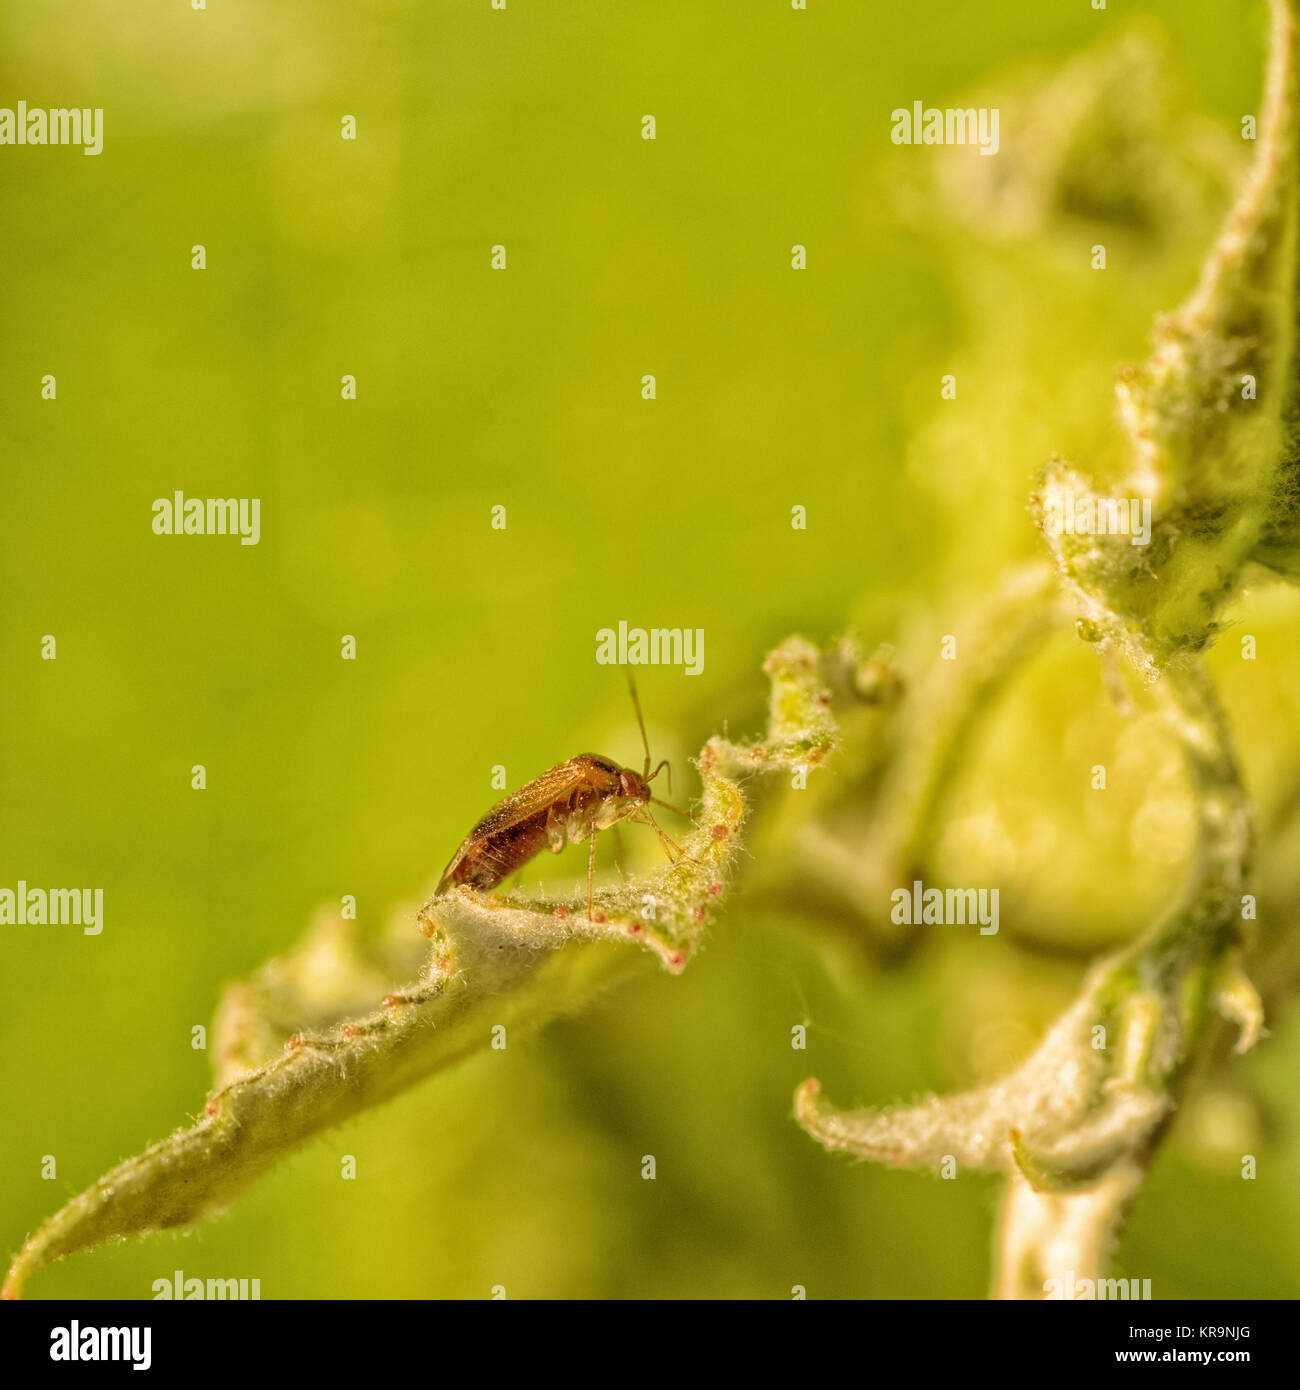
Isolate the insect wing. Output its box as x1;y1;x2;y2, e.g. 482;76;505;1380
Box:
436;757;612;892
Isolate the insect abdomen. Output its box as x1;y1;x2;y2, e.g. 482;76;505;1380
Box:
443;810;553;892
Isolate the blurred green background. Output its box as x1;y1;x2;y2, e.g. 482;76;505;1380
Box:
2;0;1298;1298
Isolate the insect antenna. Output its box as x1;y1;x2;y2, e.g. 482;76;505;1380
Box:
626;669;652;777
646;757;673;795
627;673;694;824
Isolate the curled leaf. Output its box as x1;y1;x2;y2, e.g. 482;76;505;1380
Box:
797;657;1252;1294
1215;950;1267;1053
912;26;1239;246
3;637;835;1299
795;964;1154;1176
1034;0;1300;674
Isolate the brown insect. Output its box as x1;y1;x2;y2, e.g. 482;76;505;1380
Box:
436;677;693;921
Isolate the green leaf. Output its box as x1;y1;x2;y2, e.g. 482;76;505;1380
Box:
3;638;836;1299
1034;0;1300;674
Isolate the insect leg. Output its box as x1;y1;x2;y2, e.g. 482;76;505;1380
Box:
650;795;698;827
545;799;568;854
611;823;629;881
587;822;598;922
635;808;699;867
